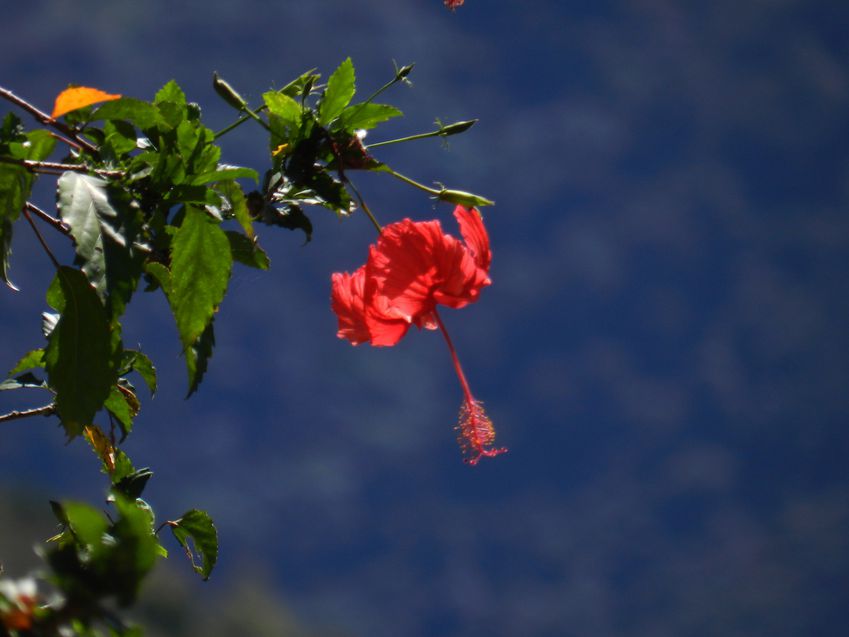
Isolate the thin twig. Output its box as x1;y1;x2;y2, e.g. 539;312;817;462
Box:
26;202;70;235
0;156;123;178
48;130;83;151
0;86;99;155
0;403;55;424
22;206;61;269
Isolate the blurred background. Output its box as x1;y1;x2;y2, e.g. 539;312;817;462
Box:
2;1;849;635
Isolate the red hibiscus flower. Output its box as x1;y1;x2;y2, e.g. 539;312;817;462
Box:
444;0;465;10
331;206;506;464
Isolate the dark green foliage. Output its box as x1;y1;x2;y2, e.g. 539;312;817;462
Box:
47;497;160;608
0;115;56;289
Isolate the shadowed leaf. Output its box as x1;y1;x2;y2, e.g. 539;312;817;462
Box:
170;509;218;580
44;267;119;437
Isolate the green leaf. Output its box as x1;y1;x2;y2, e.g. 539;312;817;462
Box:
44;267;119;437
191;166;259;186
104;385;135;436
112;468;153;500
254;201;313;242
170;206;231;350
176;120;203;165
186;320;215;397
92;98;162;130
0;164;27;221
264;91;302;148
226;231;269;270
46;274;64;311
0;372;48;391
277;68;320;100
143;261;171;296
121;350;157;395
111;450;136;483
170;509;218;580
154;81;188;129
25;129;57;161
9;348;45;374
217;180;253;238
109;496;159;605
103;120;138;157
319;57;355;126
154;80;187;107
47;496;158;607
56;172;125;297
263;91;302;124
62;501;109;547
337;103;402;131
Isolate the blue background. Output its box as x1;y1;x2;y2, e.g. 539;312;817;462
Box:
2;1;849;635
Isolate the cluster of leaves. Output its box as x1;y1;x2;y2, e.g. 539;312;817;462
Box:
0;58;490;636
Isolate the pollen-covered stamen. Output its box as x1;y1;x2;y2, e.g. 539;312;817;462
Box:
456;398;507;465
434;308;507;464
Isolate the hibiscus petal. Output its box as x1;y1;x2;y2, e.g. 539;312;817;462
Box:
365;301;413;346
454;206;491;272
331;267;370;345
367;219;441;321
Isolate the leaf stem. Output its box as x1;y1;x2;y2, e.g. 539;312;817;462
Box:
367;130;446;148
213;105;270;139
0;403;55;424
345;177;382;234
385;167;441;196
366;120;477;149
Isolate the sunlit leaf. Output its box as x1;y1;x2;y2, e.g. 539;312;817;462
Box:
319;58;355;125
170;206;231;351
56;172;125;298
92;97;162;130
52;86;121;119
191;166;258;186
104;384;135;437
337;103;402;131
44;267;119;437
9;348;45;374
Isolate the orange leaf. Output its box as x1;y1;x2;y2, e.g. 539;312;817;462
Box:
51;86;121;118
83;424;116;473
